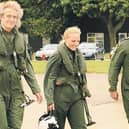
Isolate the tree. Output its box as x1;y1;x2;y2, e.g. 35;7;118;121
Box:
61;0;129;49
18;0;46;37
19;0;81;42
19;0;65;42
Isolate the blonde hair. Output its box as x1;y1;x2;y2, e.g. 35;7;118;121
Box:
0;1;23;28
63;26;81;40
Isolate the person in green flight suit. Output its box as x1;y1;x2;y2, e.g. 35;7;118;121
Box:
44;26;91;129
0;1;43;129
108;38;129;123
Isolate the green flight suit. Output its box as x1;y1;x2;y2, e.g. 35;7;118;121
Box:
0;27;41;129
108;38;129;122
44;42;91;129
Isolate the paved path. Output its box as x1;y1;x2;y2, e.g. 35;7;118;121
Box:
21;74;129;129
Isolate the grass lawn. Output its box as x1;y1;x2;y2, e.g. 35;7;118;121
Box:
31;59;110;74
86;60;110;73
31;60;48;74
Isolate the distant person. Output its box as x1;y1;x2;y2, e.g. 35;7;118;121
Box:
108;38;129;123
0;1;43;129
44;26;92;129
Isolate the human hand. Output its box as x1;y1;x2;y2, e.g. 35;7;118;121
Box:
110;91;119;101
34;92;43;103
48;103;55;111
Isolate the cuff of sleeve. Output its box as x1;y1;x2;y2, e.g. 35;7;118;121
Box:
47;99;54;106
84;89;91;97
109;87;117;92
32;88;41;94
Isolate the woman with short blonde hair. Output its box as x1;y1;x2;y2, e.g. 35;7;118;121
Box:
44;26;90;129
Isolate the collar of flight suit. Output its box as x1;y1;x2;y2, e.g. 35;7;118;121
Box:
57;41;86;75
0;25;25;55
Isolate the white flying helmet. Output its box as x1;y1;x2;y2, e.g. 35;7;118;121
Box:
38;112;59;129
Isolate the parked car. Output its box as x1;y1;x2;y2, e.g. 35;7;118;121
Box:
35;44;58;60
78;42;105;60
96;47;105;60
78;42;97;59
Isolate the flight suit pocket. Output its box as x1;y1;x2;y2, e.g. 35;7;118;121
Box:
10;69;22;90
54;85;73;103
0;56;8;71
54;86;63;101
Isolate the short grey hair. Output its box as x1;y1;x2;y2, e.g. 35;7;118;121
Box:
0;1;23;28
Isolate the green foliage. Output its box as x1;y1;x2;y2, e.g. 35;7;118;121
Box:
62;0;129;19
15;0;129;48
18;0;64;40
61;0;129;48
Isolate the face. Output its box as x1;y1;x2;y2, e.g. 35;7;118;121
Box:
1;8;18;32
65;33;80;51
